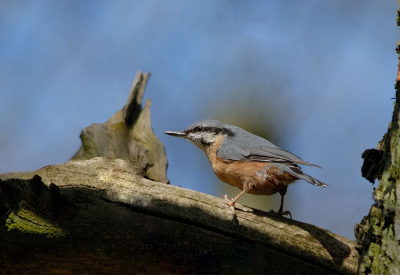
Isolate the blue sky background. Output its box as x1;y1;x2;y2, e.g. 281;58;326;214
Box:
0;1;398;240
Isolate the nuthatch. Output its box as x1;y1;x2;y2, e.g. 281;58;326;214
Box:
165;120;327;219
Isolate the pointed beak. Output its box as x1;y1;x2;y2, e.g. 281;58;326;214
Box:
165;130;187;138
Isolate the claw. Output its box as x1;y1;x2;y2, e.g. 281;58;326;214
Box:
224;195;239;225
269;209;292;219
275;191;292;219
224;194;235;207
279;210;292;219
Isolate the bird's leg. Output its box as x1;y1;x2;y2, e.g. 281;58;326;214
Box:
224;189;246;224
278;192;284;213
274;186;292;219
225;190;246;212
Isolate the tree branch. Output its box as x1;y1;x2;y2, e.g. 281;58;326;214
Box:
0;158;358;275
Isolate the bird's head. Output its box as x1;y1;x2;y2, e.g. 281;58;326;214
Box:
165;120;235;151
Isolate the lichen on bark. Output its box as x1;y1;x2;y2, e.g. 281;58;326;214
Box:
357;19;400;272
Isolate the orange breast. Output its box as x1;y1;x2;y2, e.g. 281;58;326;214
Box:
205;136;296;196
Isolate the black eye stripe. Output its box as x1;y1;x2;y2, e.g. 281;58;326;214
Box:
187;126;233;136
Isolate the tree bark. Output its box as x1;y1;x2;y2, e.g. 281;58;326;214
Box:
356;5;400;274
0;158;358;275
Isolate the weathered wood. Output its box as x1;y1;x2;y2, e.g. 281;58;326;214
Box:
71;71;168;184
0;158;358;275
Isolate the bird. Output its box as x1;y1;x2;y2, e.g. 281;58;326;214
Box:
165;119;327;220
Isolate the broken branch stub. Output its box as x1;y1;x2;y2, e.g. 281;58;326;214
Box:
72;70;168;184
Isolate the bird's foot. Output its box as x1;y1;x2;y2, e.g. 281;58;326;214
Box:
224;195;239;225
224;194;236;207
269;209;292;219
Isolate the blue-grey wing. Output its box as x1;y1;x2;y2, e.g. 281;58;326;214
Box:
217;142;250;161
216;130;266;161
218;137;321;168
248;146;321;168
216;126;321;167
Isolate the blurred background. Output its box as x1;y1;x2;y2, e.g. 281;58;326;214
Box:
0;1;397;240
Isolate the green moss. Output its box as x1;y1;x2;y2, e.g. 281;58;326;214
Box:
359;91;400;273
80;131;100;158
6;203;66;238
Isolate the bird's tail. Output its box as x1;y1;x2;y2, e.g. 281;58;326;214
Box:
296;172;328;188
267;164;328;188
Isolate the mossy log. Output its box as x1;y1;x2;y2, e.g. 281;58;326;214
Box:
0;158;358;275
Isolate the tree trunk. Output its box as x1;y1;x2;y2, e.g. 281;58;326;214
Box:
356;5;400;274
